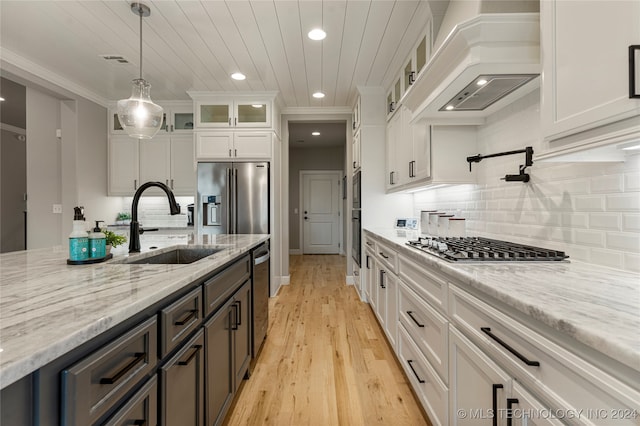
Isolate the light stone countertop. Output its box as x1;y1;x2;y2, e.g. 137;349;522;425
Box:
364;228;640;373
0;233;269;390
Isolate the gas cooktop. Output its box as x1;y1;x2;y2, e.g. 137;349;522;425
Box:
406;236;569;262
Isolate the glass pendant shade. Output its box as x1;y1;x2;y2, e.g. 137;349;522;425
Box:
117;78;163;139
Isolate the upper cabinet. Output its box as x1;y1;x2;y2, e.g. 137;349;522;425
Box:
110;102;193;135
189;92;279;130
538;0;640;160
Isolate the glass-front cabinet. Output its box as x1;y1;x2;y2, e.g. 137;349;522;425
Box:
196;99;271;128
110;102;193;134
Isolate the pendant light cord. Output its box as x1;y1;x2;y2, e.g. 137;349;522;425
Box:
139;5;143;80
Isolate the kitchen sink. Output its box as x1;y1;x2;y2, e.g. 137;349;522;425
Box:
113;247;225;265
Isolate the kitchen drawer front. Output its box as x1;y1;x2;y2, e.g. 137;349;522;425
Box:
61;317;158;426
204;255;251;317
398;255;448;315
102;376;158;426
160;287;203;357
398;280;448;384
376;240;398;274
398;325;448;426
449;284;640;426
363;235;376;252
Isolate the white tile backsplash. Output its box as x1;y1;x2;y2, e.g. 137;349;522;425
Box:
119;196;193;228
413;90;640;272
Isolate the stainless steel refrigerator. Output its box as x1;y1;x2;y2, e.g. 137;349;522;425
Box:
197;162;269;235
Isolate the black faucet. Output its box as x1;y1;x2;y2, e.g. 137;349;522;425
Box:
129;181;181;253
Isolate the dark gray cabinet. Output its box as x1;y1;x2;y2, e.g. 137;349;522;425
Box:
205;279;251;426
103;375;157;426
160;329;205;426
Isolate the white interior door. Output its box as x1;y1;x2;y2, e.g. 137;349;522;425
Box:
301;171;341;254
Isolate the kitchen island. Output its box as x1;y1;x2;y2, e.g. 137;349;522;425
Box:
0;233;268;425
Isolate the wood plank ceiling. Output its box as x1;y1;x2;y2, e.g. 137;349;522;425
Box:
0;0;437;108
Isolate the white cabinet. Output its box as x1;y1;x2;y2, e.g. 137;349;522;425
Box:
386;107;476;192
196;131;272;160
110;103;193;135
108;136;139;195
401;28;432;99
352;96;361;133
108;135;195;196
195;99;271;129
540;0;640;148
372;240;399;349
352;129;361;172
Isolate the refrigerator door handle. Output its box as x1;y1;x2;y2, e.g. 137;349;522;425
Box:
232;167;238;233
226;168;232;233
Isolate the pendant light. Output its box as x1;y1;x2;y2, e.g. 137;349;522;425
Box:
117;2;163;139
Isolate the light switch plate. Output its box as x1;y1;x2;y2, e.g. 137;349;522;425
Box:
52;204;62;214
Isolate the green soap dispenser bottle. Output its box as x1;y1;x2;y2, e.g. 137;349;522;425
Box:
89;220;106;258
69;207;89;261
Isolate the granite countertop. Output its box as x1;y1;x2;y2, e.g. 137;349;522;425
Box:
0;233;269;390
364;228;640;373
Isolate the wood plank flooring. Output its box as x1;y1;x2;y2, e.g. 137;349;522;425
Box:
223;255;431;426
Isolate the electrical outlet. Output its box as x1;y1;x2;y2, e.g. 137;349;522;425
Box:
52;204;63;214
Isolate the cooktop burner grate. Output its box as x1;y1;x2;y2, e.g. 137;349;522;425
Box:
406;237;569;262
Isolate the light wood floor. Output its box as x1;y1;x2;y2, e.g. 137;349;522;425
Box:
223;254;431;426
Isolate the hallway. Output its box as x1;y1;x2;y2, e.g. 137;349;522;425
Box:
224;255;430;425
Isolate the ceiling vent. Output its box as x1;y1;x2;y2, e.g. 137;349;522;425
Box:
100;55;130;64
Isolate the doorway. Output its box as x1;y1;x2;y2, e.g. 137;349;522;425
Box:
300;171;342;254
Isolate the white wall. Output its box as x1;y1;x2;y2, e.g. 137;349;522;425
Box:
413;90;640;272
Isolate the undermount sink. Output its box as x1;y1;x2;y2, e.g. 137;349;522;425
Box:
114;247;225;265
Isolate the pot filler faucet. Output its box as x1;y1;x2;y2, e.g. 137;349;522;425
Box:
129;181;181;253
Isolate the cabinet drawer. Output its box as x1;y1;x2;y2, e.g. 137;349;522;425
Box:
376;240;398;274
160;287;203;357
61;317;158;426
449;284;640;426
399;255;448;315
102;376;158;426
398;325;448;426
204;255;250;317
398;281;448;384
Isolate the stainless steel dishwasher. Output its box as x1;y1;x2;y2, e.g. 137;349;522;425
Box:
251;242;270;366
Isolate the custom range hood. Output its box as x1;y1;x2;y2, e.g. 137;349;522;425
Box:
404;0;540;124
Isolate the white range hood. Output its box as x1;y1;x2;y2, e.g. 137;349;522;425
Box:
403;3;540;125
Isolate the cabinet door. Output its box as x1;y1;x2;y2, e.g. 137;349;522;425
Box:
396;107;413;186
197;101;232;128
384;271;398;350
170;135;196;195
160;329;204;426
103;376;158;426
108;136;139;195
375;265;388;328
411;121;431;181
139;137;171;186
233;132;272;158
541;0;640;140
196;132;233;159
170;105;195;133
364;249;376;304
449;326;512;426
509;382;564;426
235;101;271;128
352;129;361;171
385;112;400;190
205;300;234;426
233;280;252;391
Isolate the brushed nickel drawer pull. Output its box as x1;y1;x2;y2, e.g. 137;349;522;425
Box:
407;360;425;383
406;311;425;327
174;309;198;326
177;344;203;366
100;352;146;385
481;327;540;366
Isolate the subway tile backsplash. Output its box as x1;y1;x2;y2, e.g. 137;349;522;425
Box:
118;196;193;228
413;90;640;272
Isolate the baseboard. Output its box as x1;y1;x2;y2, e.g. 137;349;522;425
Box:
289;249;302;255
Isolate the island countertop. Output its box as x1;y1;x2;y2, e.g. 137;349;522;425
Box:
0;233;269;390
364;228;640;374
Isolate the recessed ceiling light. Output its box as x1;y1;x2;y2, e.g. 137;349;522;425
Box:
231;72;246;81
445;105;455;111
476;78;488;86
308;29;326;41
312;131;320;136
312;91;325;99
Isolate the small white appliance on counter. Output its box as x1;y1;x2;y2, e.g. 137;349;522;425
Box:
395;217;418;230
